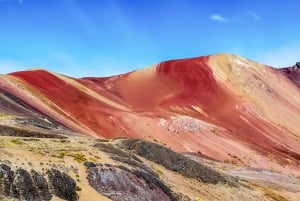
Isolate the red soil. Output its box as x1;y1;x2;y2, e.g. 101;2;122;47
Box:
157;56;221;105
156;57;300;166
9;70;130;137
78;77;130;108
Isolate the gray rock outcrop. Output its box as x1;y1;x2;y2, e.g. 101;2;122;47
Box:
0;164;78;201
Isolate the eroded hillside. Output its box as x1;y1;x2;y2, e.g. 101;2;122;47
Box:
0;53;300;200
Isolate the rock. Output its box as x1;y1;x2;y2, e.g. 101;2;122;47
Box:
83;161;96;168
132;169;191;201
46;169;78;201
280;64;300;88
0;164;77;201
118;139;231;185
87;165;171;201
0;166;52;201
31;170;52;201
0;164;14;196
10;168;40;201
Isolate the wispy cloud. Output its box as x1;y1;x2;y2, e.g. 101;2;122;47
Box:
210;14;227;23
0;53;127;78
247;11;261;21
46;52;125;78
0;0;23;3
0;58;26;74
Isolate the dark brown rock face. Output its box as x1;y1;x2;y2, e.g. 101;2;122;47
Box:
279;64;300;88
0;164;78;201
93;141;193;201
10;168;41;200
31;170;52;201
118;139;229;185
46;169;78;201
0;164;14;197
87;165;171;201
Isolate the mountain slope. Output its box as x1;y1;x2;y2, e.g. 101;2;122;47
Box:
1;53;300;177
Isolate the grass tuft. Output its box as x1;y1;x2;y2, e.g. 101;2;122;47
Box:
76;186;82;191
69;152;87;163
155;168;164;176
9;139;24;145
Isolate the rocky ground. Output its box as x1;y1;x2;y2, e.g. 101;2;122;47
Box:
0;116;299;201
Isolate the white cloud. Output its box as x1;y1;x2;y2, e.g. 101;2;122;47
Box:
0;58;27;74
0;53;127;78
46;53;125;78
255;44;300;67
247;11;261;21
210;14;227;23
0;0;23;4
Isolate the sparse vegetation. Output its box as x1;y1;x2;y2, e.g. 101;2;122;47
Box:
0;125;66;139
95;138;109;142
59;139;70;143
51;152;66;159
9;139;24;145
88;157;98;162
76;186;82;191
0;112;297;201
224;183;231;189
259;186;289;201
0;114;16;120
22;138;40;142
154;168;164;176
69;152;87;163
119;139;231;185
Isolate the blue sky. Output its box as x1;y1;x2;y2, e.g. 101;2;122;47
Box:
0;0;299;77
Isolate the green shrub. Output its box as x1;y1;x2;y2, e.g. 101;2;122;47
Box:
155;168;164;176
10;139;24;145
51;152;66;159
69;152;87;163
76;186;82;191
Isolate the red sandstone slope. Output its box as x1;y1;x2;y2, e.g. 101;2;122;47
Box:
1;53;300;176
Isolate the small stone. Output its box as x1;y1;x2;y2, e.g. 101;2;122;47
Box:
84;161;96;168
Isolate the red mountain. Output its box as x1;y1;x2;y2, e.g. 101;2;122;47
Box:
1;53;300;176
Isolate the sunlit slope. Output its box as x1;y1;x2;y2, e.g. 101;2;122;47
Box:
1;53;300;176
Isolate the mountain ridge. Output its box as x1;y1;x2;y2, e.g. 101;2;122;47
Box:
1;53;300;177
